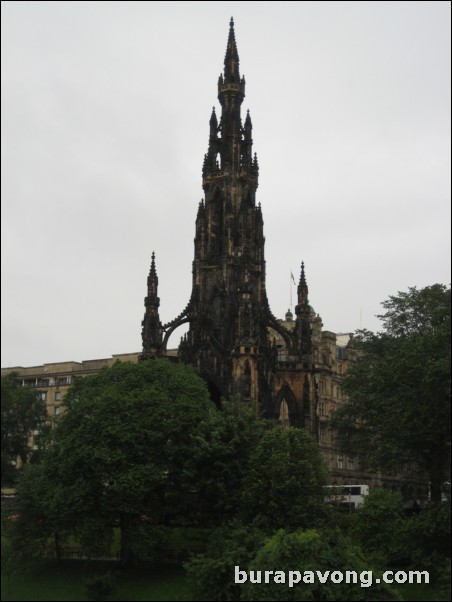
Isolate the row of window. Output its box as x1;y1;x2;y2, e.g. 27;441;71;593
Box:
334;457;354;471
318;381;344;399
40;391;61;402
22;376;71;388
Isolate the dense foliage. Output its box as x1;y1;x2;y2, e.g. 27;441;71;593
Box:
1;373;48;486
242;427;327;530
15;360;216;565
185;523;265;601
241;529;400;601
351;488;406;565
331;284;451;503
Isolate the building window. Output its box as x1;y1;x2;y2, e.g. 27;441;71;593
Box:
55;392;61;401
40;392;47;402
57;377;69;386
337;457;344;470
348;458;354;471
319;425;326;443
54;406;61;416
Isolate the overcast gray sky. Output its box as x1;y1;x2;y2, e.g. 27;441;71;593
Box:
2;1;451;367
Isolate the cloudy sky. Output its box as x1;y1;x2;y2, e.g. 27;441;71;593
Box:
2;1;450;367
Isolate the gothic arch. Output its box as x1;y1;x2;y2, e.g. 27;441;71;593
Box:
162;316;190;350
268;322;293;353
273;384;300;427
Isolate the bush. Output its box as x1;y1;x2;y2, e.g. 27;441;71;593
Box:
351;488;407;566
242;428;327;531
406;501;451;586
241;529;401;601
185;523;265;601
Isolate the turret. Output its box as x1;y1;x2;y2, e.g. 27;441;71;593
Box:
297;261;309;307
295;261;312;356
141;252;163;359
223;17;242;85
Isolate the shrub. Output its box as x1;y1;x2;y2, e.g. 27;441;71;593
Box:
185;523;265;601
241;529;401;601
351;488;407;566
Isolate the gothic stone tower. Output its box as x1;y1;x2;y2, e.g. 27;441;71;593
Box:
142;19;318;431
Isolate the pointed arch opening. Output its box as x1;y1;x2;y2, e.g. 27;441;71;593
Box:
278;399;290;429
273;384;300;427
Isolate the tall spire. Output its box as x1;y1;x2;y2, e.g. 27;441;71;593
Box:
204;18;251;180
141;251;163;359
188;18;266;402
224;17;240;83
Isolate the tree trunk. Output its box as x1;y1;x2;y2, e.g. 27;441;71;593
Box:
54;530;62;561
120;513;136;567
430;472;443;504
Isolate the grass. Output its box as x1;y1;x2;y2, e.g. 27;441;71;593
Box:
395;583;451;601
1;560;192;601
1;558;450;601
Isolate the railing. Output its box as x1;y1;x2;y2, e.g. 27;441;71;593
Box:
43;546;120;561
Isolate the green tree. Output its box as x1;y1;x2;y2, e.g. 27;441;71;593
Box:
20;359;216;566
351;488;406;566
12;463;66;560
242;427;327;531
331;284;451;503
1;373;48;486
185;523;265;601
241;529;400;601
188;400;265;525
406;500;451;585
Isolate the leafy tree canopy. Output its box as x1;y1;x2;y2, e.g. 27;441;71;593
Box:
1;373;48;486
351;488;406;566
30;359;217;565
242;427;327;531
185;522;266;602
188;400;265;525
331;284;451;503
241;529;400;601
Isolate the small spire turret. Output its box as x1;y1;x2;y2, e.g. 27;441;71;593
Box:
209;107;218;136
141;251;163;359
297;261;309;306
253;152;259;174
244;109;252;131
224;17;240;83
